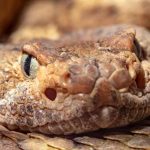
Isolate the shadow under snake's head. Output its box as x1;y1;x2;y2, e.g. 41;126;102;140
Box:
1;28;149;135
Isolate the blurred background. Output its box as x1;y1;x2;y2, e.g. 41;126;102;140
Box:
0;0;150;42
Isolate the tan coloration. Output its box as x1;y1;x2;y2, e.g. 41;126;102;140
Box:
96;28;136;52
22;43;50;65
0;46;23;98
0;117;149;150
0;25;150;136
9;0;150;42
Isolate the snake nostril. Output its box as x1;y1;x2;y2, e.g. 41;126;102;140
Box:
44;88;57;101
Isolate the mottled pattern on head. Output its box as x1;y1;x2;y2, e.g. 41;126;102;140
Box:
0;25;149;135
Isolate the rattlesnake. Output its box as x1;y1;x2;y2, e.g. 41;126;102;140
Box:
0;25;149;149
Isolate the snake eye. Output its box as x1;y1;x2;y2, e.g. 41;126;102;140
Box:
21;53;39;79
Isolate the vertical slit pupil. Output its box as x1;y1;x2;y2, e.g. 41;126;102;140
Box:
24;55;32;76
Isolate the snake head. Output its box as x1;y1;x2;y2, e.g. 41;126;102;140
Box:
0;27;147;134
21;28;144;100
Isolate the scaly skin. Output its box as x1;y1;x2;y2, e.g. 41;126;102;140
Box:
0;25;149;135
